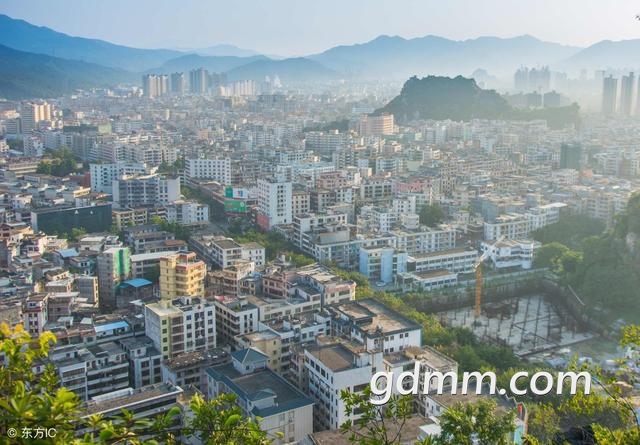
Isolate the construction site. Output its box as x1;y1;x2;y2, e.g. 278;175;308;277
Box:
437;293;596;358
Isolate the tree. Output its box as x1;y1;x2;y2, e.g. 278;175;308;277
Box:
0;323;79;444
525;403;560;444
340;387;414;445
0;324;274;445
532;215;604;250
419;204;445;227
185;393;273;445
68;227;87;242
437;399;516;445
143;264;161;284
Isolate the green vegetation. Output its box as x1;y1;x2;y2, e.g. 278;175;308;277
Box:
231;229;314;266
0;323;273;445
340;389;516;445
340;388;413;445
150;216;191;242
378;75;580;129
533;196;640;323
182;185;225;223
437;399;516;445
36;148;81;177
532;214;605;250
157;159;184;176
418;203;445;227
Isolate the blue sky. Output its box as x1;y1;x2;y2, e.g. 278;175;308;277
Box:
0;0;639;55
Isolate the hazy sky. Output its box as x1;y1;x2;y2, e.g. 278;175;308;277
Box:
1;0;639;55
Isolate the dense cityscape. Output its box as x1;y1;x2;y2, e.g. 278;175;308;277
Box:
1;4;640;445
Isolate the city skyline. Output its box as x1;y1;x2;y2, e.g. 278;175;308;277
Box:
0;0;639;56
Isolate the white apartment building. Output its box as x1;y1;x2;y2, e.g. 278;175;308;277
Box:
484;202;566;241
112;175;180;208
327;298;422;353
190;235;265;269
212;295;260;346
90;162;151;193
305;342;384;431
407;247;478;274
389;226;457;255
257;178;293;230
184;158;231;184
164;200;209;225
480;239;539;270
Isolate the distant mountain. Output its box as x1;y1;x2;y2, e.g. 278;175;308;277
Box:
310;34;581;79
378;75;580;128
190;44;263;58
559;39;640;71
147;54;268;74
0;44;135;100
0;14;182;71
226;57;337;82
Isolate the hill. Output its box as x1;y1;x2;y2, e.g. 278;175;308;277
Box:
378;75;580;128
0;44;134;100
147;54;268;74
378;75;511;121
226;57;337;82
311;34;581;79
559;39;640;71
0;14;182;71
189;44;263;58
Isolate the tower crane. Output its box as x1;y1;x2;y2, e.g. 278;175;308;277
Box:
474;235;505;316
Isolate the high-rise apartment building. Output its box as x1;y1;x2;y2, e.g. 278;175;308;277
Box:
357;113;395;137
620;72;635;116
189;68;208;94
560;142;582;170
256;177;293;230
21;101;52;132
170;72;186;95
97;247;132;311
602;75;618;115
159;252;206;300
142;74;169;99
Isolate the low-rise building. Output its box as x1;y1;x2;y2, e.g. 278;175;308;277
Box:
206;348;314;444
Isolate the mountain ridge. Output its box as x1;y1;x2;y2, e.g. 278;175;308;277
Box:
0;44;135;100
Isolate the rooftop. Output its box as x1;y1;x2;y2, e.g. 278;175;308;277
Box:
307;343;358;372
206;365;313;418
83;383;183;416
330;298;421;336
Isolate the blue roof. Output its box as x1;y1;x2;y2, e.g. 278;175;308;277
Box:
120;278;153;288
58;248;79;258
231;348;269;365
94;320;129;333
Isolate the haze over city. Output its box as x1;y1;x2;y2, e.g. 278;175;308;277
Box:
2;2;640;445
1;0;639;54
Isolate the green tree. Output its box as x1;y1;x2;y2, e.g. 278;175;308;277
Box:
0;324;275;445
437;399;516;445
143;265;161;284
185;393;273;445
532;214;605;249
419;204;445;227
68;227;87;242
0;323;79;444
525;403;560;444
339;387;413;445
